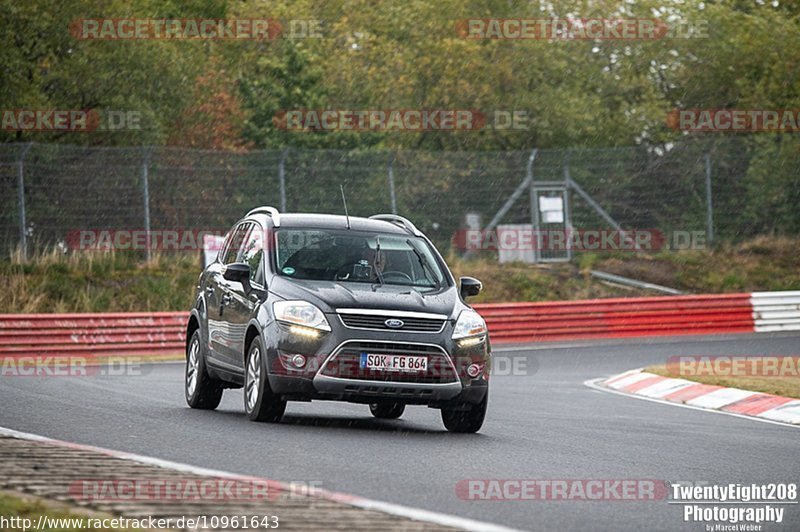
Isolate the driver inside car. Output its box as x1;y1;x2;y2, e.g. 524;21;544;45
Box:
337;244;386;281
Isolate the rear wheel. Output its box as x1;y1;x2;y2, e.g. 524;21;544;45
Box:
185;329;223;410
441;393;487;433
244;337;286;422
369;402;405;419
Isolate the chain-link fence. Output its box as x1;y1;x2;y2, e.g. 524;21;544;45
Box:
1;138;797;260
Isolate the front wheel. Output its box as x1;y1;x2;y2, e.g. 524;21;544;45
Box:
244;337;286;422
441;392;488;433
185;329;223;410
369;402;405;419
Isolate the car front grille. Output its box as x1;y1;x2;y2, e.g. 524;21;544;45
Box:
319;341;458;384
338;313;446;333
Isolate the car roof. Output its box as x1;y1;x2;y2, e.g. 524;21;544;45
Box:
248;212;413;235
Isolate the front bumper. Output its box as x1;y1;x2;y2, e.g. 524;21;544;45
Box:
312;374;464;403
264;312;490;405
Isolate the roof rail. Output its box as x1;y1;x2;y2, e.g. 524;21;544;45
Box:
369;214;421;236
245;206;281;227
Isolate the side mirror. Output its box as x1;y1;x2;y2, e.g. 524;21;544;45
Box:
460;276;482;299
223;263;252;293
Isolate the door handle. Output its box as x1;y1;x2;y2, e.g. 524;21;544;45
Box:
222;294;233;305
205;287;214;296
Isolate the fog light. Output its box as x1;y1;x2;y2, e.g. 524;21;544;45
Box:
290;354;307;368
466;363;483;378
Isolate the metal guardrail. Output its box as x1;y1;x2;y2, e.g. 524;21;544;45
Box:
589;270;684;295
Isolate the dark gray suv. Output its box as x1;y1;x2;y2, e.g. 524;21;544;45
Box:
185;207;490;432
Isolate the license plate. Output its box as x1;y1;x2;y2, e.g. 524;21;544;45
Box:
360;353;428;372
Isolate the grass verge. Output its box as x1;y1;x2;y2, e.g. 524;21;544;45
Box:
0;491;141;532
587;235;800;294
0;249;199;313
1;236;798;312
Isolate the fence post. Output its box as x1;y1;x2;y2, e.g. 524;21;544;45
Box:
141;146;153;262
704;153;714;246
279;148;288;212
562;155;573;262
528;154;540;263
387;153;397;214
16;142;34;261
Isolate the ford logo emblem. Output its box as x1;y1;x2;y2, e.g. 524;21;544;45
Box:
384;318;404;329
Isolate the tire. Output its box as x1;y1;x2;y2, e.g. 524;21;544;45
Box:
244;337;286;422
441;392;488;433
185;329;223;410
369;402;405;419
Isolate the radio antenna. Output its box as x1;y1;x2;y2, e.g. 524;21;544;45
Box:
340;184;350;229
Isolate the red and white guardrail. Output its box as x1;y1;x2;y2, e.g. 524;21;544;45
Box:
0;291;797;358
751;291;800;333
0;312;185;358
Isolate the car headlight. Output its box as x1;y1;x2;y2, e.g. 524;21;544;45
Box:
452;309;487;339
273;300;331;332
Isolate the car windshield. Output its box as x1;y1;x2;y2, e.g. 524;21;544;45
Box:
275;229;445;290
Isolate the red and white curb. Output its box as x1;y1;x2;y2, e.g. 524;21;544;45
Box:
585;369;800;428
0;426;519;532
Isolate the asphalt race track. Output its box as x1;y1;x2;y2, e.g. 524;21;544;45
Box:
2;332;799;531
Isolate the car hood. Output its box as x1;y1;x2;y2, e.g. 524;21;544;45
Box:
269;277;460;318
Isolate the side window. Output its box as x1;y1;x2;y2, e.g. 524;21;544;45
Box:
221;223;250;265
240;224;265;286
275;230;330;270
216;231;233;263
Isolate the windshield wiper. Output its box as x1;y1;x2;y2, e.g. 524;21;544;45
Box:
406;239;440;291
371;236;385;291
